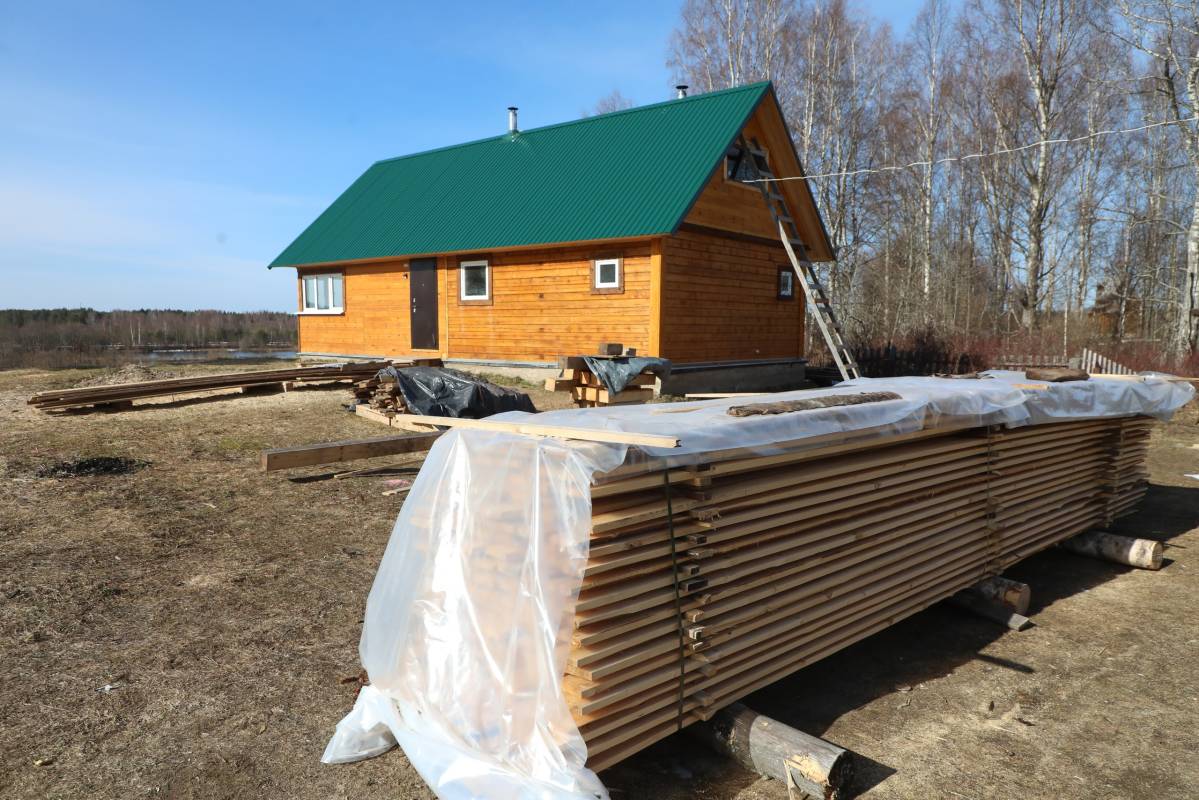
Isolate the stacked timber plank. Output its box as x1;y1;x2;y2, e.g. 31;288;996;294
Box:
566;415;1157;771
28;361;391;412
546;356;656;408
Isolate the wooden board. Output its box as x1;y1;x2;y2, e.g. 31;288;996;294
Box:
261;432;441;471
554;414;1158;770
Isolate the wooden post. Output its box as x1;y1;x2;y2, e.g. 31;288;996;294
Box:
1060;531;1164;570
687;703;852;799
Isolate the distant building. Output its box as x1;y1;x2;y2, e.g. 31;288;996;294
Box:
1089;283;1142;339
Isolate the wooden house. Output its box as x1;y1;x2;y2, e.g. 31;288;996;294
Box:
270;81;834;370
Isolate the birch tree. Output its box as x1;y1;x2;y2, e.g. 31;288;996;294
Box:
1114;0;1199;356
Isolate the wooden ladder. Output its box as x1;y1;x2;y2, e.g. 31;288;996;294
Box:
739;139;860;381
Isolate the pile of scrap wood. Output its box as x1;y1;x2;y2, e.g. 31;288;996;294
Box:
566;411;1157;770
350;359;444;415
28;361;391;412
546;356;658;408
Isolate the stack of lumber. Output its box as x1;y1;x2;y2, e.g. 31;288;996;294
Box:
352;372;409;416
546;356;657;408
1107;415;1154;519
564;414;1157;771
28;361;391;412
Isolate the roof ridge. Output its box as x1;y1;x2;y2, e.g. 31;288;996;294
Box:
372;81;772;167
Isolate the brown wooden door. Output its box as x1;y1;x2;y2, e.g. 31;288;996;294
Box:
409;259;438;350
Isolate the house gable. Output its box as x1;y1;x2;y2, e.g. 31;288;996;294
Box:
680;94;834;262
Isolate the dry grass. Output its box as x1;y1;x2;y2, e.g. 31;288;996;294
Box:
0;364;1195;799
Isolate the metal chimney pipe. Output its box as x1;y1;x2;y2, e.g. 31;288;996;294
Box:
676;85;689;99
507;106;519;133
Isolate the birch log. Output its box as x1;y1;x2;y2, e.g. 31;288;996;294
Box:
688;703;852;799
1060;531;1164;570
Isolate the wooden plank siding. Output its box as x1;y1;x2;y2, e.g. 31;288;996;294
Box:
445;243;652;362
298;244;653;362
658;228;803;363
297;263;420;357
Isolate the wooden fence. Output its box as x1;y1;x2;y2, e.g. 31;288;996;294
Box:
1079;347;1135;375
850;345;981;377
814;346;1137;381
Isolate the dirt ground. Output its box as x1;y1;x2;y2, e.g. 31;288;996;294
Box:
1;363;1196;800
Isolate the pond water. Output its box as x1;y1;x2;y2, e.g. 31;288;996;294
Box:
144;349;298;362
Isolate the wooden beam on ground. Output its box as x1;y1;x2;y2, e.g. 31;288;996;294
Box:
387;413;680;448
260;431;441;471
29;360;391;411
1060;531;1164;569
687;702;853;799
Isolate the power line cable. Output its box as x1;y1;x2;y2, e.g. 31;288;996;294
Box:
751;115;1199;182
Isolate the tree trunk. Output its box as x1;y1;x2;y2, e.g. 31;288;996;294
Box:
1177;185;1199;360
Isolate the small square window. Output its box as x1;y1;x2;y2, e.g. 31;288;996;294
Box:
778;266;795;300
460;260;490;300
300;273;344;313
595;259;620;288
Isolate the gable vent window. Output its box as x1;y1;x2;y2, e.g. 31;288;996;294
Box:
592;257;623;294
301;273;344;314
460;260;491;301
726;142;769;186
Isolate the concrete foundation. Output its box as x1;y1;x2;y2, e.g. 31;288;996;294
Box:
660;359;810;396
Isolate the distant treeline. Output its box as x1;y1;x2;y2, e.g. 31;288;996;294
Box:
0;308;297;369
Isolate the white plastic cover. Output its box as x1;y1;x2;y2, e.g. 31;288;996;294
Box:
322;375;1194;799
981;370;1195;422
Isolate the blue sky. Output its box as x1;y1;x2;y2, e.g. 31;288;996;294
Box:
0;0;927;312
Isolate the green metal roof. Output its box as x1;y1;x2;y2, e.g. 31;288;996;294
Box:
269;82;773;268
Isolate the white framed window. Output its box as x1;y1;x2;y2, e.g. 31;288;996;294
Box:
778;266;795;300
301;273;344;313
459;260;490;301
594;258;622;290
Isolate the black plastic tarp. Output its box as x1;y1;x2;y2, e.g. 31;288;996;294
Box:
581;356;672;395
375;366;535;418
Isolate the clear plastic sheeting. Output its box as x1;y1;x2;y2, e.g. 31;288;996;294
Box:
323;429;625;799
513;376;1033;463
981;370;1195;423
322;375;1194;800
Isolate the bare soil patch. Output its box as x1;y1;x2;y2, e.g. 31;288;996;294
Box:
74;363;181;388
0;365;1194;800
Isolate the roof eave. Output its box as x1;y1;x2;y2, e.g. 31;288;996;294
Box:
267;232;667;270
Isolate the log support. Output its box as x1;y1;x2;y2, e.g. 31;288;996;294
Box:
965;575;1031;614
949;592;1032;631
1060;531;1163;570
949;576;1033;630
687;703;852;799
